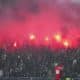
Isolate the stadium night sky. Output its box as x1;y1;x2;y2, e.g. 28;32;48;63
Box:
0;0;80;41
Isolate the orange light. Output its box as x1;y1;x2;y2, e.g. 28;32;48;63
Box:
63;40;69;48
54;34;62;42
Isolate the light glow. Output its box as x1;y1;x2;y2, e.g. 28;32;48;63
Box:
44;36;49;41
54;34;62;42
13;42;17;48
63;40;70;48
29;34;36;41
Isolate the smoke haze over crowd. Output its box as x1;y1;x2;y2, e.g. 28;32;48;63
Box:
0;0;80;41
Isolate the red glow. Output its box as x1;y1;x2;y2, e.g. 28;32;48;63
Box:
29;34;36;41
28;34;37;45
54;34;62;42
44;36;49;41
43;36;50;46
63;40;70;48
0;0;79;50
13;42;17;48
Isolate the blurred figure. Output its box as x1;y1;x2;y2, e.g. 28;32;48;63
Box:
0;70;3;77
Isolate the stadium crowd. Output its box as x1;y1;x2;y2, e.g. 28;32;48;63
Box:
0;44;80;80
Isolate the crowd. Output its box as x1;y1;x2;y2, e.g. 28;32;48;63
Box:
0;45;80;80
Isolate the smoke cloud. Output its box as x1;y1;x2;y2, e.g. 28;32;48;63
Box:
0;0;80;41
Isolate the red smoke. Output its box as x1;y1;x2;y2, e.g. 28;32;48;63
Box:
0;0;79;48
